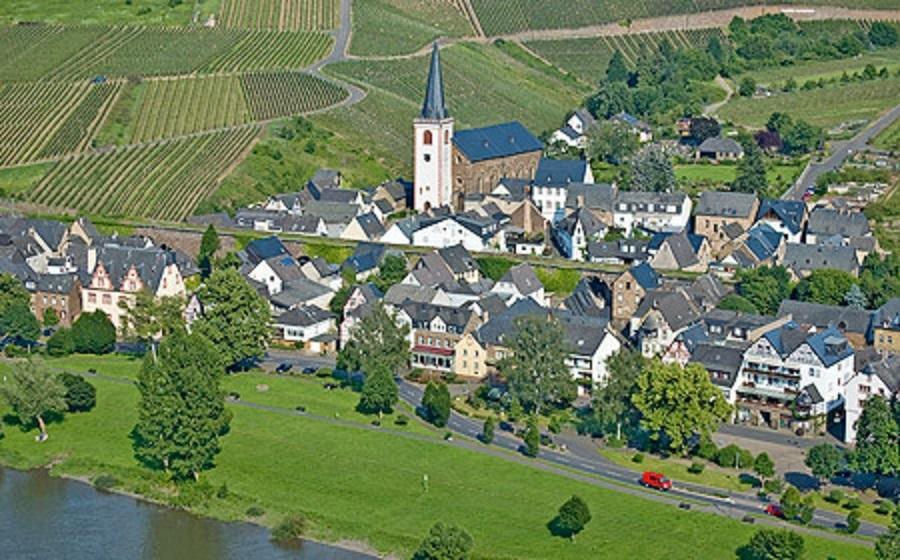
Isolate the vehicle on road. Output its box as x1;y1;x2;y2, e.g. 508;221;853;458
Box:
641;471;672;491
765;504;785;518
302;366;317;375
276;363;292;373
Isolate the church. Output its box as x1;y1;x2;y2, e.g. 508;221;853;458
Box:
413;44;543;213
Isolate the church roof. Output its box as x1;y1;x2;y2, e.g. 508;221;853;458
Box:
421;43;449;120
452;122;542;163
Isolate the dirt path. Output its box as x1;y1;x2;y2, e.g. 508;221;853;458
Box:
704;75;734;116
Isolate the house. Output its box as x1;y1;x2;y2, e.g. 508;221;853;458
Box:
29;273;81;327
558;313;622;395
649;231;710;272
303;200;361;237
372;179;410;212
777;300;872;349
694;192;760;255
636;289;704;357
611;262;660;322
560;276;609;318
263;192;305;215
340;212;385;242
611;112;652;143
268;277;334;312
549;108;596;149
735;323;854;432
245;236;290;266
403;302;479;374
843;353;899;442
872;298;900;352
339;283;383;346
235;209;284;232
273;305;337;353
695;136;744;161
413;245;480;285
491;263;545;305
307;169;342;192
281;215;328;236
411;214;505;252
586;238;648;266
663;309;788;367
381;216;429;246
780;243;859;279
715;223;785;275
451;121;543;201
342;242;387;282
301;257;342;291
533;181;609;224
689;342;746;403
613;192;692;235
553;207;607;261
534;158;594;186
756;199;807;243
247;254;306;296
805;207;871;245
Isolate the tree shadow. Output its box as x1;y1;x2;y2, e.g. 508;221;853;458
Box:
785;471;820;491
734;544;754;560
546;516;571;540
739;473;762;488
128;425;164;471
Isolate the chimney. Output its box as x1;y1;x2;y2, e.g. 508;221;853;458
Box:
576;194;585;209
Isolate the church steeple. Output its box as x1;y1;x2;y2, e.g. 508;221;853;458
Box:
421;43;448;120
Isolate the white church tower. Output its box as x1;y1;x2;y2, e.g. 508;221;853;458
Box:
413;43;454;213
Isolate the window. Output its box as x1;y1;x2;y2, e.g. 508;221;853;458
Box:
444;130;449;143
423;130;433;145
88;293;96;304
424;153;431;162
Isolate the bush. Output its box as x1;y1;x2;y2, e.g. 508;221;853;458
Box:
764;479;784;494
59;372;96;413
846;510;861;534
875;501;894;515
696;439;718;461
688;462;705;474
825;489;844;504
716;444;753;469
71;311;116;354
315;367;333;378
246;506;266;517
46;327;75;357
394;414;409;426
843;496;861;510
216;484;229;499
271;514;306;542
632;453;644;464
93;474;119;491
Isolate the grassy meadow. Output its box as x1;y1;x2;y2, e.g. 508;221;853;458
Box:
349;0;473;57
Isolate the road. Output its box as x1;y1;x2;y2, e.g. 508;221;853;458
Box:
262;351;883;542
784;104;900;200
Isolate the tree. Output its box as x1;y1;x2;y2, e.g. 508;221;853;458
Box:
853;396;899;477
329;283;352;318
194;268;271;369
0;273;30;314
588;349;644;440
585;120;639;164
754;452;775;481
0;361;66;440
736;266;792;316
745;528;804;560
781;119;822;155
630;145;675;193
133;329;230;480
357;364;397;418
0;301;40;342
481;417;495;444
780;486;814;523
732;138;767;194
632;360;731;454
587;81;633;119
805;444;842;485
846;510;861;534
794;269;858;306
42;308;59;328
372;254;407;293
556;496;592;542
413;522;473;560
497;316;575;415
46;327;75;357
875;509;900;560
739;76;756;97
71;311;116;354
523;416;540;458
120;291;185;347
198;224;220;278
717;294;758;314
843;284;867;309
59;372;96;413
422;381;451;428
869;22;898;47
605;50;629;83
338;302;409;376
689;117;720;143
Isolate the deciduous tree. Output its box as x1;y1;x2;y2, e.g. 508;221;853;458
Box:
794;269;858;306
59;372;96;413
588;349;644;440
689;117;720;143
736;266;792;316
71;311;116;354
853;396;899;477
805;444;843;484
338;302;409;375
481;417;495;444
0;361;66;440
717;294;758;314
585;120;639;164
556;495;592;542
732;138;767;194
0;301;40;341
422;381;451;428
413;522;473;560
198;224;220;278
745;528;804;560
630;145;676;193
42;308;59;328
754;452;775;481
605;50;629;83
357;364;398;418
523;416;540;458
0;273;29;314
876;509;900;560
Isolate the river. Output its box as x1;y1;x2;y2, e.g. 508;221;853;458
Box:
0;467;377;560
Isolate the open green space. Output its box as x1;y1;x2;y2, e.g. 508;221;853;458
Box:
535;267;581;295
743;47;900;87
873;118;900;152
0;163;53;197
302;241;355;264
349;0;473;57
0;0;195;26
866;182;900;253
0;357;872;559
599;448;756;493
719;75;900;129
675;162;805;195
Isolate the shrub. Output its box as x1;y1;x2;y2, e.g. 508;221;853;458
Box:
59;372;96;413
315;367;333;378
93;474;119;491
696;438;718;461
272;514;306;542
764;479;784;494
216;484;229;499
825;489;844;504
688;462;705;474
843;496;861;510
46;327;75;357
246;506;266;517
875;501;894;515
394;414;409;426
71;311;116;354
631;453;644;464
846;510;861;534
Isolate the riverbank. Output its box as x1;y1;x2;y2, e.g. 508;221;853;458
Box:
0;356;876;559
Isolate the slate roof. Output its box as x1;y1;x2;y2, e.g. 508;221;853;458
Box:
304;200;359;224
93;245;179;292
697;136;744;156
28;218;68;250
263;254;306;284
571;108;596;128
476;298;545;346
282;215;325;234
859;353;900;393
615;191;688;212
438;244;477;276
611;111;650;131
586;239;649;262
309;169;341;190
421;43;448;120
493;178;531;201
762;322;814;357
807;208;870;238
269;278;333;309
412;252;457;287
343;242;386;274
777;300;872;336
275;305;335;327
402;301;472;331
562;276;609;318
689;342;745;387
534;158;589;185
565;183;616;212
696;191;757;218
498;263;542;296
629;262;660;290
383;284;437;307
353;212;385;240
782;243;859;275
757;199;806;235
653;231;705;268
34;273;79;294
452;122;542;163
805;327;853;367
556;207;606;237
743;224;782;261
246;236;289;264
872;298;900;330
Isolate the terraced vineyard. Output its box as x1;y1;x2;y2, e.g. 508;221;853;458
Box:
218;0;339;31
525;28;725;84
38;82;123;159
349;0;474;57
241;72;349;120
202;30;333;72
29;127;262;220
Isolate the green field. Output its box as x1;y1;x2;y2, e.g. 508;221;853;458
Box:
0;163;53;196
349;0;473;57
675;162;805;192
218;0;339;31
873;118;900;152
719;75;900;129
0;356;873;559
0;0;196;26
742;47;900;87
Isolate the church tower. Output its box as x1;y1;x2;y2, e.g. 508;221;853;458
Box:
413;43;454;212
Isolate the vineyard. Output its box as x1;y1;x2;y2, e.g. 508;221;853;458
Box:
241;72;350;120
202;30;333;73
218;0;340;31
525;28;725;84
38;82;123;159
28;127;262;221
349;0;474;57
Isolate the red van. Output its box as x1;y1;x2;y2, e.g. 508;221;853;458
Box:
641;471;673;491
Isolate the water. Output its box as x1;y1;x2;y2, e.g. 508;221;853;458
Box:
0;468;376;560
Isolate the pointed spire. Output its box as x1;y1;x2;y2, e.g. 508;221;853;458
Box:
421;42;448;120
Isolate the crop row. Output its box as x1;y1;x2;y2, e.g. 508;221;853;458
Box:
0;24;333;81
38;82;124;159
218;0;339;31
29;127;261;220
240;71;349;120
0;82;95;167
525;28;725;84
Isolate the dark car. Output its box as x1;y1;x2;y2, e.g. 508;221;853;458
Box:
275;363;292;374
499;421;514;433
302;366;317;375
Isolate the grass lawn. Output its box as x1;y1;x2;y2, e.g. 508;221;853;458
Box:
0;357;872;559
718;75;900;129
865;180;900;253
741;48;900;87
598;448;756;494
349;0;473;57
0;163;53;196
0;0;195;25
675;161;805;196
809;492;894;527
872;118;900;152
302;241;354;264
535;267;580;295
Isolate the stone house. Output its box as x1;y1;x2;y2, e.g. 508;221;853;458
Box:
694;192;759;255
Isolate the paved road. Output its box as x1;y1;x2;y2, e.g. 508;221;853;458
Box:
258;352;882;541
784;104;900;200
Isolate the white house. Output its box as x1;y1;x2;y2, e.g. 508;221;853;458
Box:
274;305;336;346
843;353;899;443
411;215;505;252
491;263;545;306
247;255;305;296
549;109;596;149
553;207;607;261
531;159;595;223
561;315;622;396
613;192;692;235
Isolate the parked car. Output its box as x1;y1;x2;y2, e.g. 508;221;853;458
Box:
302;366;317;375
641;471;672;491
275;363;292;373
765;504;784;518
